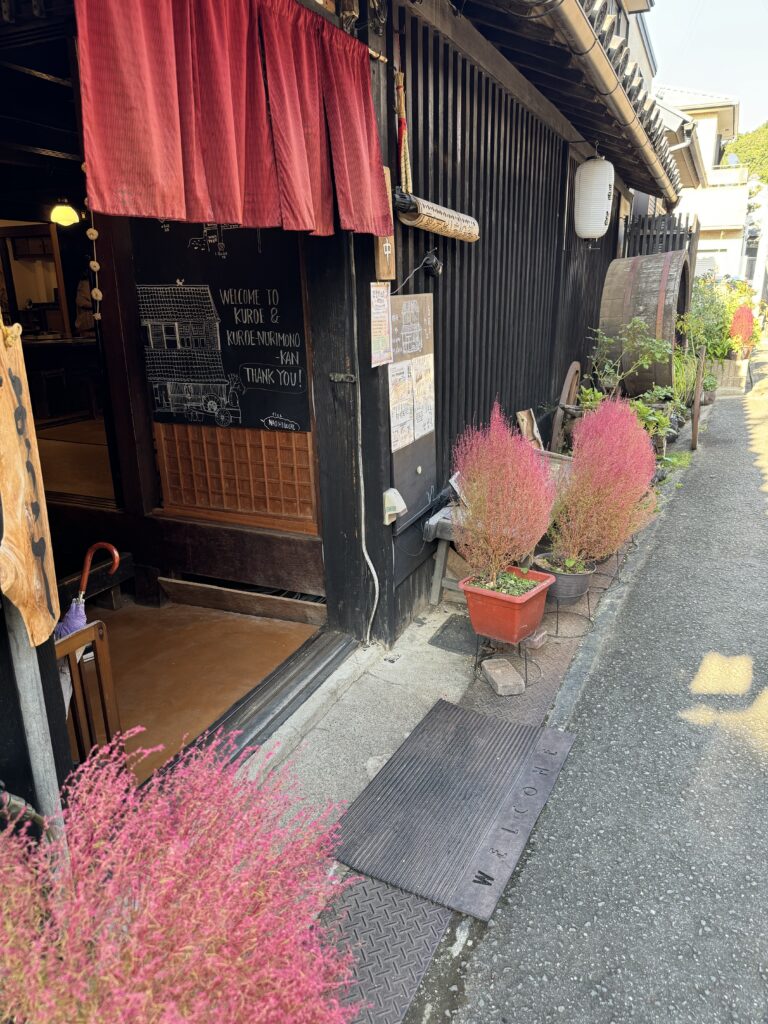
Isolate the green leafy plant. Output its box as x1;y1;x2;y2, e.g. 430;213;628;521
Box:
578;385;604;411
536;552;589;575
678;274;733;361
639;384;674;405
661;451;692;471
679;274;759;362
673;349;699;408
722;122;768;182
630;398;671;440
587;317;672;397
703;372;718;392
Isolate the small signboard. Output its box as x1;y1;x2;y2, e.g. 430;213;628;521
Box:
370;282;393;367
0;323;59;645
131;222;311;432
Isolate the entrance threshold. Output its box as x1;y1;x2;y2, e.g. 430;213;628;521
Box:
209;628;358;753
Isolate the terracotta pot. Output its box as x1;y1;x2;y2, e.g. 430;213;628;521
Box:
459;567;555;644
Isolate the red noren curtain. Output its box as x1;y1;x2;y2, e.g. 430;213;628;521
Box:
74;0;393;236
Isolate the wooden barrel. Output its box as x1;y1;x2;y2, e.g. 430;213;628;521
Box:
598;250;691;396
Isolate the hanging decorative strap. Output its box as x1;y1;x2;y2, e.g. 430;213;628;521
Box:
393;69;479;243
395;70;413;194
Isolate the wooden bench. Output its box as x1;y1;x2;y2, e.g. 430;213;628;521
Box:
55;620;121;763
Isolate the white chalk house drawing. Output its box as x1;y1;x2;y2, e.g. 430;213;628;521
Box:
138;283;244;427
187;222;243;258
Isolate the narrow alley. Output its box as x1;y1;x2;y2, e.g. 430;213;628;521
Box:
442;360;768;1022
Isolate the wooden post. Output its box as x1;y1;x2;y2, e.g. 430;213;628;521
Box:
691;345;706;451
4;600;63;822
0;321;64;821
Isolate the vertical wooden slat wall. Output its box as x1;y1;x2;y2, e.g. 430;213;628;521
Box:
394;6;618;477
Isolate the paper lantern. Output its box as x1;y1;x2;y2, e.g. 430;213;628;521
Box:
574;157;615;240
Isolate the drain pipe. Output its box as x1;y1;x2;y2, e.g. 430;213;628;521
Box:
538;0;679;207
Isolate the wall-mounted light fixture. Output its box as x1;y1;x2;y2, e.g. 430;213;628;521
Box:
423;250;443;278
50;202;80;227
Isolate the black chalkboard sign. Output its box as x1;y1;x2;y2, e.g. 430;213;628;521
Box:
130;222;311;432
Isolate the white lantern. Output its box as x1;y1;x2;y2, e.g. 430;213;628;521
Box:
574;157;615;239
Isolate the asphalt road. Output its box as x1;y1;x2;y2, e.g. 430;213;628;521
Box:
449;374;768;1024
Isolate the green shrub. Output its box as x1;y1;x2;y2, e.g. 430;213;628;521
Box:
587;317;672;396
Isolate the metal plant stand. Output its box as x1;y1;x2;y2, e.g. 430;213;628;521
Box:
546;589;594;639
473;634;542;686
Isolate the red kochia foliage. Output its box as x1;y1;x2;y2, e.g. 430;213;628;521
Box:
453;401;556;583
550;399;656;563
731;304;755;352
0;733;355;1024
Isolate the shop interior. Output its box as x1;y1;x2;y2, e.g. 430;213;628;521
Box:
2;37;325;780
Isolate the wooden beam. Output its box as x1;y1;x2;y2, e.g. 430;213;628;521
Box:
461;1;557;44
158;577;328;627
0;59;72;87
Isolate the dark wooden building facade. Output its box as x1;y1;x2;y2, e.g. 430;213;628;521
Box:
0;0;677;803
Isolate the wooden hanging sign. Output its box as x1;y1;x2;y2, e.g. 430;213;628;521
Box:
397;194;480;243
0;322;59;646
374;167;397;281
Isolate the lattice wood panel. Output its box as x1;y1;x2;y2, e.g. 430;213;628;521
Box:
154;423;319;535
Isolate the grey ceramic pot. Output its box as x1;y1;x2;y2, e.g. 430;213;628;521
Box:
534;554;595;605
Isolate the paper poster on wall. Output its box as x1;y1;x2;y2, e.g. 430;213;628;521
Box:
388;294;434;453
412;353;435;440
371;282;393;367
388;361;415;451
388;293;436;533
131;221;311;432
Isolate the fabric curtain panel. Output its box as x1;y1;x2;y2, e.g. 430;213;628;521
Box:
74;0;393;236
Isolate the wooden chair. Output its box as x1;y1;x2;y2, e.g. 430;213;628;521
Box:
55;620;121;763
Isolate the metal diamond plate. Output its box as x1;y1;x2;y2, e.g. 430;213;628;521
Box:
328;875;452;1024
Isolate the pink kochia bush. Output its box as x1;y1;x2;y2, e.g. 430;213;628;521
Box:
0;733;355;1024
730;304;755;355
453;401;556;586
550;399;656;564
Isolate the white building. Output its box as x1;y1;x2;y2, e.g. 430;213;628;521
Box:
656;87;768;298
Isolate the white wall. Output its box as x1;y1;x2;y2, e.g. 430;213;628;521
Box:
695;232;744;278
627;17;654;84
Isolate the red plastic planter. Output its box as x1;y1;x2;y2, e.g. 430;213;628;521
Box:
459;566;555;644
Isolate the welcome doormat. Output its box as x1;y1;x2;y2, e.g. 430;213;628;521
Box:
336;700;574;921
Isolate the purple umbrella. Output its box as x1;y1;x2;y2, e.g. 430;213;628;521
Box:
55;542;120;639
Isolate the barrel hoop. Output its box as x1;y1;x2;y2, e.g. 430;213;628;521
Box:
655;251;674;339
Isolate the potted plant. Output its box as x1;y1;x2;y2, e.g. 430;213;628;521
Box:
538;400;657;598
454;402;556;644
630;397;671;457
701;372;718;406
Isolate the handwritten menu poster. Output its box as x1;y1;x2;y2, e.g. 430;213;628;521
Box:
388;294;435;452
370;282;393;367
130;222;311;432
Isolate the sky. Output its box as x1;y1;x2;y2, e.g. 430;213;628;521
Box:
644;0;768;134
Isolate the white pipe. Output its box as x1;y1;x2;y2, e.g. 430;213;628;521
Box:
539;0;679;207
347;236;380;646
